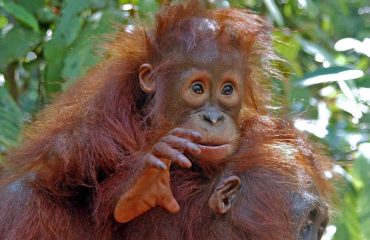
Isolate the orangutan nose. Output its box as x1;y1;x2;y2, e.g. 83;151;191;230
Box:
202;110;225;125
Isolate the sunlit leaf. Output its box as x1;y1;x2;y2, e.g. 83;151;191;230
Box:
299;67;364;86
213;0;230;8
273;32;301;62
0;15;8;28
297;37;335;64
119;0;139;5
262;0;284;26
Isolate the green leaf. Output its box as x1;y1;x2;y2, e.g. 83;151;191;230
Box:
119;0;138;4
89;0;108;10
333;176;361;240
43;39;66;92
37;7;57;23
0;26;42;71
12;0;44;15
262;0;284;26
62;43;94;86
352;153;370;240
44;0;91;92
1;1;39;32
0;87;23;148
353;152;370;188
273;31;301;62
358;184;370;240
62;10;122;87
138;0;159;16
0;15;8;28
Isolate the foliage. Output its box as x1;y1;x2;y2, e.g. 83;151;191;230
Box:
0;0;369;239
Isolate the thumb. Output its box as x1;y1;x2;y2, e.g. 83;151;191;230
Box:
158;189;180;213
114;196;152;223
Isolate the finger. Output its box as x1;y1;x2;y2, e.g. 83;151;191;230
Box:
153;142;192;168
145;153;167;170
170;128;203;142
162;135;201;155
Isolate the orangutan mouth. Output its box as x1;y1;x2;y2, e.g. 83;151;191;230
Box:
196;142;234;162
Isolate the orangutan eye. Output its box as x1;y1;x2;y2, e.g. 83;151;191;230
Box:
221;84;234;95
192;83;205;94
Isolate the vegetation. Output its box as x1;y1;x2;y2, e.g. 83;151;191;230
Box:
0;0;369;239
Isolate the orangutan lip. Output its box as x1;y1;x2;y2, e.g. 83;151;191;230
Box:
197;141;231;147
198;143;230;148
196;143;234;162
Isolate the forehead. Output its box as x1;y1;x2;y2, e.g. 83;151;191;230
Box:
190;41;243;67
156;16;247;75
162;45;245;78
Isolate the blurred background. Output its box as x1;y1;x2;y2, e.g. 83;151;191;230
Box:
0;0;369;239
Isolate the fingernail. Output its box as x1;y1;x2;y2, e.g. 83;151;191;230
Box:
187;142;200;152
157;161;167;170
194;132;202;139
180;156;191;167
191;146;201;154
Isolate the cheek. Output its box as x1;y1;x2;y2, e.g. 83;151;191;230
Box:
221;100;243;121
154;81;187;120
162;102;188;125
219;92;243;110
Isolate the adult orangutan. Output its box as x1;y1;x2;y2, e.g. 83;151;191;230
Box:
118;116;330;240
0;1;331;240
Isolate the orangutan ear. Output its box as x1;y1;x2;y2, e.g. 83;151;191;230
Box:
208;175;241;214
139;63;156;93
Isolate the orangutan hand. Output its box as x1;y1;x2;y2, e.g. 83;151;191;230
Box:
113;128;202;223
